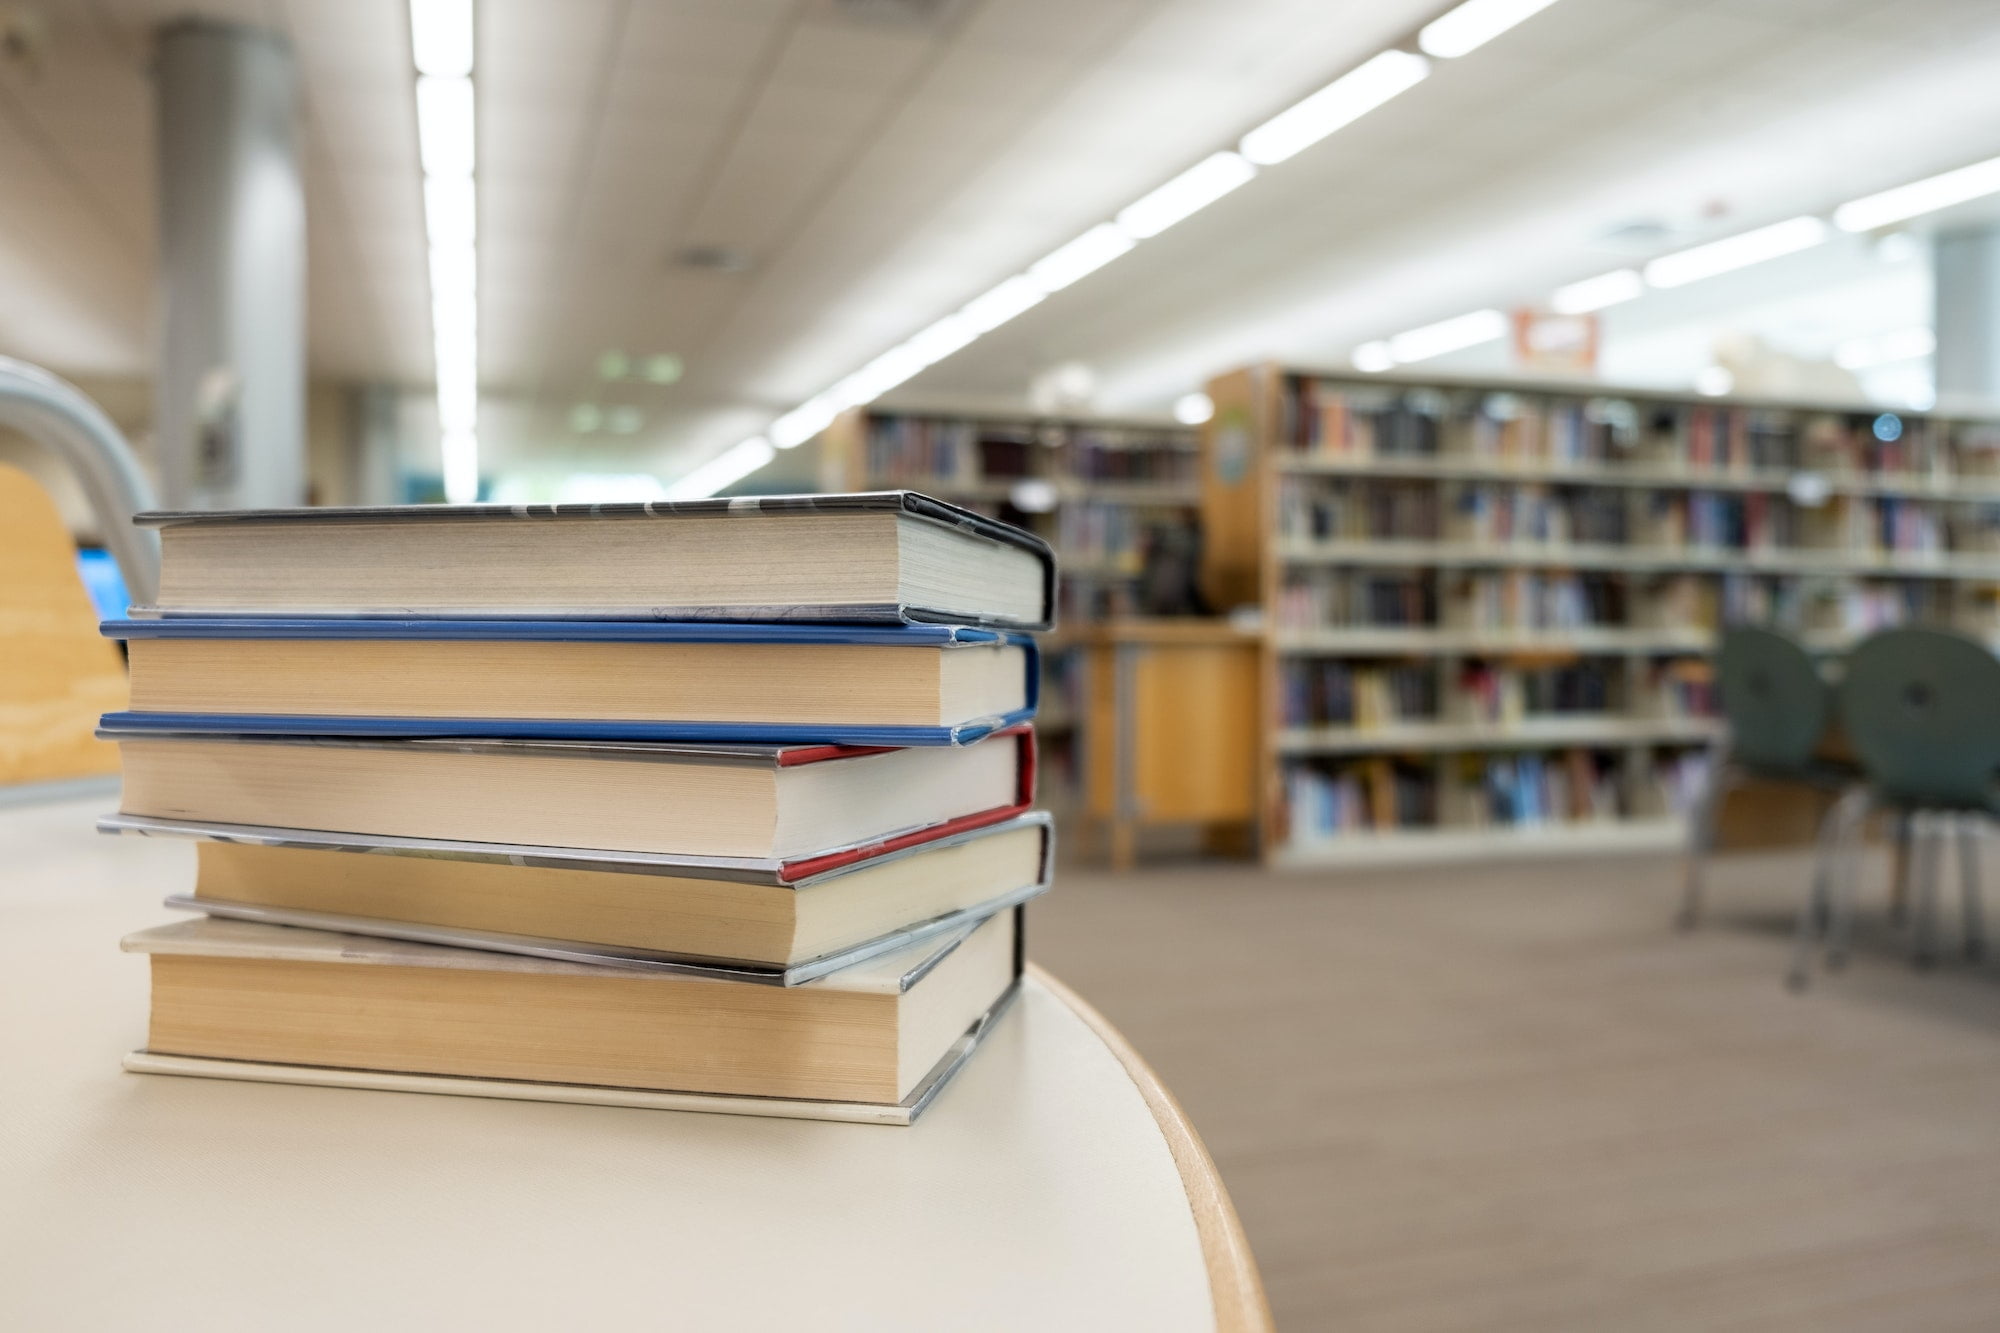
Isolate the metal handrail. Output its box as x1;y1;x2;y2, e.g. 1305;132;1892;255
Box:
0;356;161;606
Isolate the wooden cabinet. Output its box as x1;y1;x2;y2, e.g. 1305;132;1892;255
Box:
1080;620;1261;869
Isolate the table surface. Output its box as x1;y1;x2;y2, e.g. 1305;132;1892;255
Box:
0;794;1262;1333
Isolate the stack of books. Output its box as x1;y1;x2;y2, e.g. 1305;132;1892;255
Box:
99;492;1057;1125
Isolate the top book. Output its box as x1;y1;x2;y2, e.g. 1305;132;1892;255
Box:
134;491;1057;631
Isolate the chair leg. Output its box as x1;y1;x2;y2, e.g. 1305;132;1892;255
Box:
1912;813;1943;969
1677;757;1732;931
1824;788;1876;972
1788;786;1864;991
1888;812;1913;928
1959;817;1986;963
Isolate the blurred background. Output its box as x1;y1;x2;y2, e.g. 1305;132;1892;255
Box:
8;1;2000;1328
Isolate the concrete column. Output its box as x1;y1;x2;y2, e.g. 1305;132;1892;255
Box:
153;19;305;509
1934;224;2000;404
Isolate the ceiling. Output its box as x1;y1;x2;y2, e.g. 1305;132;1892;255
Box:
3;0;2000;483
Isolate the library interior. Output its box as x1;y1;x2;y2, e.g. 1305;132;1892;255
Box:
9;1;2000;1329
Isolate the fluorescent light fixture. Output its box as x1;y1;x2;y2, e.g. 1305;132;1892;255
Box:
1694;366;1733;397
838;344;930;406
1239;50;1429;166
1352;341;1395;372
1642;216;1827;289
410;0;473;77
424;176;475;246
1834;326;1936;371
441;429;479;503
1418;0;1562;59
769;399;841;450
1028;224;1137;293
666;437;776;500
416;76;475;178
427;244;475;305
1387;308;1506;363
1550;268;1643;315
957;275;1047;333
1835;154;2000;233
554;473;668;504
1173;392;1214;425
1115;152;1257;239
900;312;980;367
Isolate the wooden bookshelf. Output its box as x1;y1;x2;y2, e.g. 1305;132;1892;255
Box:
1203;364;2000;868
818;408;1201;794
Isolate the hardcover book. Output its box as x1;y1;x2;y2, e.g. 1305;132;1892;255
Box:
101;618;1037;747
122;908;1024;1123
102;727;1036;862
100;810;1053;985
132;491;1056;631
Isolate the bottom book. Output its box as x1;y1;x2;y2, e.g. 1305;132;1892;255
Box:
121;907;1023;1126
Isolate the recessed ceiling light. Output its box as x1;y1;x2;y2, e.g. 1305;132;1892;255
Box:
569;403;603;434
607;406;644;434
597;350;629;381
673;244;753;273
641;354;683;385
1173;392;1215;425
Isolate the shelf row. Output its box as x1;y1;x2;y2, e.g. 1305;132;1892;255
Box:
1274;539;2000;578
1276;716;1718;755
1270;817;1687;868
1275;454;2000;502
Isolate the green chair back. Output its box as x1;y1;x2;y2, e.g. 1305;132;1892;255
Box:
1839;627;2000;811
1717;626;1831;777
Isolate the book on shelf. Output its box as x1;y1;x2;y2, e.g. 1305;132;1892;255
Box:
1283;746;1701;845
133;491;1056;631
123;909;1022;1122
107;727;1034;863
104;810;1052;985
105;618;1036;747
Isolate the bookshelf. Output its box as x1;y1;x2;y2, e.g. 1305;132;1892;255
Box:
1202;364;2000;869
818;408;1201;787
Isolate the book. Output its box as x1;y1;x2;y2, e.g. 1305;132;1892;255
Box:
133;492;1056;631
122;908;1022;1115
100;810;1052;984
103;727;1034;861
102;619;1036;747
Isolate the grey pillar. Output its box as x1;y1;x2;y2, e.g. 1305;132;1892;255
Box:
153;19;305;510
1935;225;2000;404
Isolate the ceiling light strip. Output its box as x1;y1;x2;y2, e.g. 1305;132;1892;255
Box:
681;1;1551;497
411;0;479;504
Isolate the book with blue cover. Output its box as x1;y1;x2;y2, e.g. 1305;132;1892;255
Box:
101;617;1037;747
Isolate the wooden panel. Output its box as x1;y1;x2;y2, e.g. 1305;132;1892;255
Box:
1199;365;1276;612
0;464;125;784
1132;644;1259;823
1715;779;1842;851
1085;642;1119;818
815;407;869;492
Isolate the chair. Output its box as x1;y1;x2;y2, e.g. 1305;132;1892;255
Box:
1792;627;2000;986
1678;626;1857;930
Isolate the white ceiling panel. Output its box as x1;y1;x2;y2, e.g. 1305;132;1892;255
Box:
1;0;1998;480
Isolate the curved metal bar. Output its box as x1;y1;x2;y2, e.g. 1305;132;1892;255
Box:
0;356;161;606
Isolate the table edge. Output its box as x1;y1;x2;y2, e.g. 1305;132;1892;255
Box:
1025;963;1275;1333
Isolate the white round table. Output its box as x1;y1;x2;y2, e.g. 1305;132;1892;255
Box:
0;792;1268;1332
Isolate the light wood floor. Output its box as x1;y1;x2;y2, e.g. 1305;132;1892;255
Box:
1034;845;2000;1332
